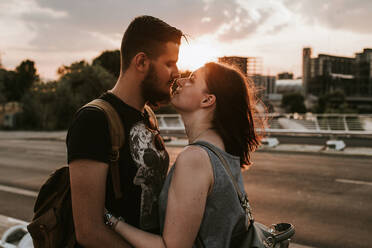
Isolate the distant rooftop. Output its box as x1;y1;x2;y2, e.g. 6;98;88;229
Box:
276;79;302;86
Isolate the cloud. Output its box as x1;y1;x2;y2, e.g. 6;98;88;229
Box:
19;0;276;53
217;8;271;41
284;0;372;34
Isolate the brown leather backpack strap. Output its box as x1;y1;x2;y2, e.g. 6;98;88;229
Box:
144;105;158;128
82;99;124;199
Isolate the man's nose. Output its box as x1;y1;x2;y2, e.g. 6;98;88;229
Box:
172;65;179;78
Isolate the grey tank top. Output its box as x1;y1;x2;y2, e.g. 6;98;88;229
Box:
158;141;247;247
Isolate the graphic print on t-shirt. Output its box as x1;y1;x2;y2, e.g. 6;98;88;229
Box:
129;122;169;230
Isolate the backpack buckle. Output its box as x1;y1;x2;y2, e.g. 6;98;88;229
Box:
109;150;120;162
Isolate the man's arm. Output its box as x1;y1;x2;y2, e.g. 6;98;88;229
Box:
69;159;131;248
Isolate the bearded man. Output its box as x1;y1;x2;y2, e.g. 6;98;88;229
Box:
67;16;183;247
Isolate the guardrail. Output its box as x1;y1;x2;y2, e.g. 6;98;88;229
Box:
156;114;372;138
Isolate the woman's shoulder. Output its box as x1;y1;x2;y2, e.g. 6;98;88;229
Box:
174;145;212;173
171;145;214;194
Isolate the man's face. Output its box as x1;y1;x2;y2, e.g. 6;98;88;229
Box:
141;42;179;105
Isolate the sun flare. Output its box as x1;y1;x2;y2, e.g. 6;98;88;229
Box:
177;37;220;72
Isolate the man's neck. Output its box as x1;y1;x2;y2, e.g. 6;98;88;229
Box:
110;73;146;112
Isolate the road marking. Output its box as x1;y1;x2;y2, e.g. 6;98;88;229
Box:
336;178;372;186
0;184;38;197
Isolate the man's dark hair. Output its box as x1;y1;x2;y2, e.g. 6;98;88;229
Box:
120;15;183;72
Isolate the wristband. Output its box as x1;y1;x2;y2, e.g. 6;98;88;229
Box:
104;211;124;230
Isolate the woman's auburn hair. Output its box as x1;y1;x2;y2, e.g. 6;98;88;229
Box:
204;62;266;168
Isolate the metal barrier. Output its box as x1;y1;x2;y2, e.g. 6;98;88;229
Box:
156;114;372;137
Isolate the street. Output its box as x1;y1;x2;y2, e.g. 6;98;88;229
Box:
0;137;371;247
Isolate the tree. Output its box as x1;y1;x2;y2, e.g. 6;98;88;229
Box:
92;50;121;78
0;69;8;112
314;90;356;113
2;60;39;102
281;93;307;113
53;61;116;129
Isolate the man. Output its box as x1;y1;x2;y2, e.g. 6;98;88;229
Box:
67;16;183;247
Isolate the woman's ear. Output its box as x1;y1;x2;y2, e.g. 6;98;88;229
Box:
133;52;150;73
201;94;216;108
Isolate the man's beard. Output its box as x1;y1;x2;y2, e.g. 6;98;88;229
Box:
141;63;171;107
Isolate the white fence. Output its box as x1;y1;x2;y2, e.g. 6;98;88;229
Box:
156;114;372;137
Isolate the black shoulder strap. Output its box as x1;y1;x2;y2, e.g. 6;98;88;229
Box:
79;99;125;199
190;141;254;226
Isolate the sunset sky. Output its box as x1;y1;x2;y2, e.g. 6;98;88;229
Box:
0;0;371;80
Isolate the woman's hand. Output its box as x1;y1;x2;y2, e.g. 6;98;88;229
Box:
103;208;122;231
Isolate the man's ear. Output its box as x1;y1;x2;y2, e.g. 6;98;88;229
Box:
201;94;216;108
133;52;150;73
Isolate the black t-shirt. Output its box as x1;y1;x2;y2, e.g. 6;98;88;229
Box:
66;92;169;234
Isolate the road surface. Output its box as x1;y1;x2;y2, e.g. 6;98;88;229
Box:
0;137;371;247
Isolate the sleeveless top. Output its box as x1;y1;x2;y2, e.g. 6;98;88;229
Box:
158;141;247;247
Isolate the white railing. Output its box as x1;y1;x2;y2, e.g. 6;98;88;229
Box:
156;114;372;137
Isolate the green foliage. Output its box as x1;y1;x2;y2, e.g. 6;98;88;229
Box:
17;61;116;130
281;93;307;113
314;90;356;113
0;70;7;107
0;60;39;103
17;82;57;130
92;50;121;78
53;61;116;129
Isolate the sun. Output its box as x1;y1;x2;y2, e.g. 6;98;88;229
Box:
177;37;220;72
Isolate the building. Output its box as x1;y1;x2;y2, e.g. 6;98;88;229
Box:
218;56;263;76
251;75;276;96
278;72;294;80
0;102;22;128
218;56;247;74
355;48;372;97
303;47;372;97
302;48;312;95
276;79;303;94
218;56;273;98
302;47;372;112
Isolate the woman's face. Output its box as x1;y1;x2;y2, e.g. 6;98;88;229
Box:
170;67;210;112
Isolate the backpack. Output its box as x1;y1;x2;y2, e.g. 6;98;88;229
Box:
27;98;158;248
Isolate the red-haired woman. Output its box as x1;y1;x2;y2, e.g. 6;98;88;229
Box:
105;62;264;248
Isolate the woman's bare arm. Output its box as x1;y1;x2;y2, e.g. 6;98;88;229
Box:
113;146;213;248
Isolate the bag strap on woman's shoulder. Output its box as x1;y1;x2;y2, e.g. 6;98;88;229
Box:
78;99;125;199
190;141;254;224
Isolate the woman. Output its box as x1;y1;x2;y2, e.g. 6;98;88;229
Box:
104;62;263;247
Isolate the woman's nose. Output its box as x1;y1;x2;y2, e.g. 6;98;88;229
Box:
176;78;188;87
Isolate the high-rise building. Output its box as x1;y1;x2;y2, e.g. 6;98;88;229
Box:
218;56;273;98
302;47;372;97
218;56;248;74
302;47;372;112
302;48;312;95
355;49;372;97
251;75;276;95
218;56;262;76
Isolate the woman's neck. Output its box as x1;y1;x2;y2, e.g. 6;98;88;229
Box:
181;112;225;150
